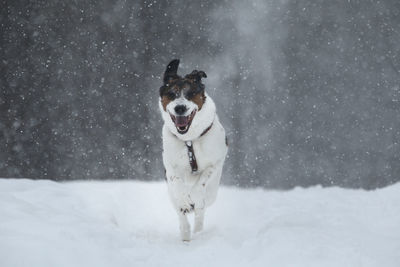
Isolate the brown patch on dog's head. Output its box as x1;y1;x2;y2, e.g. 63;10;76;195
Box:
184;70;207;110
160;95;170;111
189;91;206;110
159;60;208;111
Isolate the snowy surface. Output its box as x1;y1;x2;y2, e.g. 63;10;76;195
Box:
0;179;399;267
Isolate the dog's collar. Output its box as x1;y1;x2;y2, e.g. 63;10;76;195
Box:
199;123;213;138
184;122;213;173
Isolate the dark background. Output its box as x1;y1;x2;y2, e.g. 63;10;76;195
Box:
1;0;399;189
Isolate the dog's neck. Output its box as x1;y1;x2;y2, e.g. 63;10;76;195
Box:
160;93;216;142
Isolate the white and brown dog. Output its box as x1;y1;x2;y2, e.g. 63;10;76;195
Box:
159;59;228;241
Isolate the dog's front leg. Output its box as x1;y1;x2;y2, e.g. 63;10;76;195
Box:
194;208;205;233
197;166;217;188
166;174;192;241
177;209;191;241
191;165;222;233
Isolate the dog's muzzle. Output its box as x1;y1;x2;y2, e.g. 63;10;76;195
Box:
170;110;196;134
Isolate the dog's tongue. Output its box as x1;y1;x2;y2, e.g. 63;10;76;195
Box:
175;116;188;127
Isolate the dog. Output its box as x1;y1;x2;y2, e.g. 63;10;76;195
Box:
159;59;228;241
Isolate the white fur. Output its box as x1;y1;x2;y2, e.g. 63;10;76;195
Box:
159;93;228;241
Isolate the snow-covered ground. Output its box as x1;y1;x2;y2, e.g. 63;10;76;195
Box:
0;179;399;267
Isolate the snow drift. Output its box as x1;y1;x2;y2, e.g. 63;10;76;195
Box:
0;179;399;267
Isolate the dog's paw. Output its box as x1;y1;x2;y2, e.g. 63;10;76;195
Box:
181;235;191;242
180;203;195;215
180;225;191;241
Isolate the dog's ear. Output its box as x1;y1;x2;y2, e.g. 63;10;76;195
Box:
185;70;207;83
163;59;180;84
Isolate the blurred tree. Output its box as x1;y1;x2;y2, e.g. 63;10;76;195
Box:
0;0;399;189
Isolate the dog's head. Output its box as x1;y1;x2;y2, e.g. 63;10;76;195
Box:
159;59;207;135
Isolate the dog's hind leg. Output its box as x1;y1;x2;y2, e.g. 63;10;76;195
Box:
194;208;205;233
178;211;191;241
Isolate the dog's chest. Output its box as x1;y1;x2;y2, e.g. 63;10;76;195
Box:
162;117;227;181
165;138;213;174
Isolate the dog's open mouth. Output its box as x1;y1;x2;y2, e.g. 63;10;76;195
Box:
170;110;196;134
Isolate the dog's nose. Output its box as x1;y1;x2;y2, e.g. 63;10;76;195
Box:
174;105;187;115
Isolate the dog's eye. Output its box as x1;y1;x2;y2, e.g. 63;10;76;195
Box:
166;91;176;99
186;90;196;99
